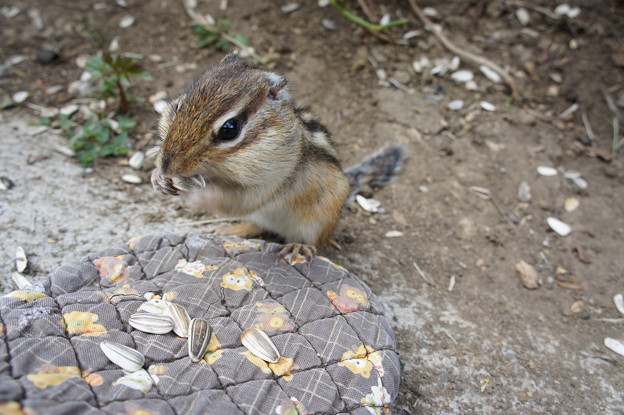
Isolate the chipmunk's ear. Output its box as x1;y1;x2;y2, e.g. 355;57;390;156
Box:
220;52;239;65
267;72;291;102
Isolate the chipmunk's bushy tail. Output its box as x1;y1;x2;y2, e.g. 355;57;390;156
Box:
344;144;406;203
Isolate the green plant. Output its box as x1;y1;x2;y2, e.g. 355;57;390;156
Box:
193;16;249;51
85;53;152;114
330;0;408;32
60;113;136;167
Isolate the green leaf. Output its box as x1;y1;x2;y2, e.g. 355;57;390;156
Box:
98;144;116;157
216;38;231;51
77;146;96;167
1;94;14;109
117;117;137;131
40;117;51;126
112;132;129;154
197;32;218;48
95;128;110;144
136;71;153;82
219;16;232;30
232;32;249;46
85;56;107;79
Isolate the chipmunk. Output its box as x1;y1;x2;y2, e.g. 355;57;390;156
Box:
151;53;405;262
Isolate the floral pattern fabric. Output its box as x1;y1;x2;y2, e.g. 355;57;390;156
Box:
0;233;400;414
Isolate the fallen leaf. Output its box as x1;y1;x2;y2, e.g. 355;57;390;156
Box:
515;260;540;289
392;210;409;226
556;280;583;290
572;246;591;264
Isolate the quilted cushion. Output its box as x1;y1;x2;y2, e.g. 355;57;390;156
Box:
0;233;400;414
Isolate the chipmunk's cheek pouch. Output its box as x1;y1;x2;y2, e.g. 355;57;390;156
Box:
187;185;222;213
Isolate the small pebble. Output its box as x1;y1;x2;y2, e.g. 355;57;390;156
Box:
36;50;59;65
12;91;29;103
549;73;563;84
564;197;579;212
28;9;43;30
1;6;20;18
451;70;474;83
109;38;120;52
379;14;391;26
321;19;336;31
422;7;438;17
480;101;496;111
122;174;142;184
149;91;168;104
153;100;168;114
280;3;299;13
466;80;479;91
516;8;530;25
518;181;531;202
385;230;404;238
60;104;79;117
119;15;135;28
402;30;421;40
447;100;464;111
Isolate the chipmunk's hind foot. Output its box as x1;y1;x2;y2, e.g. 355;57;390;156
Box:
278;243;317;265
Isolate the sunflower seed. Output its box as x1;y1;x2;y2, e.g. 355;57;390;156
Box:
100;340;145;372
15;246;27;272
165;303;191;338
128;151;145;170
614;294;624;315
537;166;558;176
129;313;174;334
12;272;31;290
122;174;142;184
188;318;212;362
241;327;280;363
547;217;571;236
604;337;624;357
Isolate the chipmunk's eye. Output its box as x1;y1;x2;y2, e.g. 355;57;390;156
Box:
217;118;241;141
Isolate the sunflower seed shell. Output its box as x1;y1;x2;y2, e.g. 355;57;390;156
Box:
188;318;212;362
241;328;280;363
165;303;191;338
129;313;174;334
100;340;145;372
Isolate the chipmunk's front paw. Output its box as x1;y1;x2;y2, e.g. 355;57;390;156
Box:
278;243;317;265
151;169;180;195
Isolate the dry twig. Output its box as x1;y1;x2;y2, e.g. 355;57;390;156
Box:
413;261;436;286
407;0;523;102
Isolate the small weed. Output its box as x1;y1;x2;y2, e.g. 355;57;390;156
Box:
85;53;152;114
57;113;136;167
194;16;249;51
330;0;408;32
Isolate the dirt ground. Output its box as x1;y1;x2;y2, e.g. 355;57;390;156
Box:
1;0;624;413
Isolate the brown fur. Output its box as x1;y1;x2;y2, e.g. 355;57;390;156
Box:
152;54;350;246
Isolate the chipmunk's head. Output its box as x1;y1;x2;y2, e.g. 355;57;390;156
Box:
153;53;300;195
